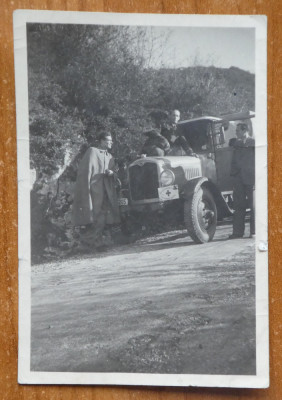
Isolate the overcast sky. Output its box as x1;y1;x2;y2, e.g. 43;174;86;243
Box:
142;27;255;73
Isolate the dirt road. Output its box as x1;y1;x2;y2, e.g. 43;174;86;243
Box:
31;222;256;375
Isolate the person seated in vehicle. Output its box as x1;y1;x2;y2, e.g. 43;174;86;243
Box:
141;129;170;157
161;109;195;156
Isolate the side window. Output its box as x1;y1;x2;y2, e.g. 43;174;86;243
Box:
212;123;225;148
204;124;214;152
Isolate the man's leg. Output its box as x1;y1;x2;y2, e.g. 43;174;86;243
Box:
232;178;247;237
92;211;107;246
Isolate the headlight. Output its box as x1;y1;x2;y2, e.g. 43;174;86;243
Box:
160;170;175;186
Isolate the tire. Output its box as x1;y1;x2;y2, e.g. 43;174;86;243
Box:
184;187;217;244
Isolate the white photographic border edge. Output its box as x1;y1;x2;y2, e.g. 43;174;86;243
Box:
14;10;268;388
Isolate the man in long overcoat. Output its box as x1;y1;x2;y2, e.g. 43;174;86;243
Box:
72;132;120;247
229;123;255;239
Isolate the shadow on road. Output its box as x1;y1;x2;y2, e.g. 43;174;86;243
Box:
35;222;240;266
68;227;241;261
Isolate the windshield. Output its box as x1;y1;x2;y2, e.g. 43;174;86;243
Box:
178;120;212;152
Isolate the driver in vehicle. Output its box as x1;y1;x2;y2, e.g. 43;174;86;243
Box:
161;109;196;156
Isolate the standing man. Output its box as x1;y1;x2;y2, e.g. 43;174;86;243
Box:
229;123;255;239
72;132;120;248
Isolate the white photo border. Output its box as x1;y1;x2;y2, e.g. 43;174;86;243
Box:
14;10;268;388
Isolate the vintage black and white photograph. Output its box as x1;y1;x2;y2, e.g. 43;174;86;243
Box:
14;11;268;387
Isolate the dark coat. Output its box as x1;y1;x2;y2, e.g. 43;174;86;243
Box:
141;129;170;156
161;123;194;155
230;137;255;186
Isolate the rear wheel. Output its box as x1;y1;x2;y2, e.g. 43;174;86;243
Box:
184;187;217;243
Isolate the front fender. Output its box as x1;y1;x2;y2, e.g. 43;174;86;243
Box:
182;177;208;200
182;178;233;219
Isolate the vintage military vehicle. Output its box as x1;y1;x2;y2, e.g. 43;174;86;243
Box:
119;112;255;244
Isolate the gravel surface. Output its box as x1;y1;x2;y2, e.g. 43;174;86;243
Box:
31;223;256;375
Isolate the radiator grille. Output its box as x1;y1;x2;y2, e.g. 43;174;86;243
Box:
185;168;201;180
129;163;159;200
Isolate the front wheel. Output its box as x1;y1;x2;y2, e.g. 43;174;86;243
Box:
184;187;217;244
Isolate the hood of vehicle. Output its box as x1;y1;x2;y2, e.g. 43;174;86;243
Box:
129;156;202;181
131;156;200;168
